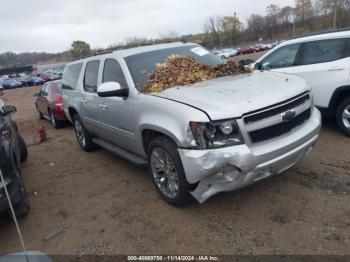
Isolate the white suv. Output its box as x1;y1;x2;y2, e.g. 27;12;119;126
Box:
253;30;350;136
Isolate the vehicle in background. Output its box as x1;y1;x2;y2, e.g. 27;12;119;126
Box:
0;84;3;91
2;79;22;89
62;42;321;205
214;48;237;59
41;74;55;82
0;101;30;217
237;46;255;55
27;77;45;86
35;80;66;129
253;30;350;136
18;75;30;86
254;44;269;52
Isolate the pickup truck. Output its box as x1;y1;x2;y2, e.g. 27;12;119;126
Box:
62;42;321;206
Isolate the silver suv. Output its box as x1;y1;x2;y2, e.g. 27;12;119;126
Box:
62;42;321;205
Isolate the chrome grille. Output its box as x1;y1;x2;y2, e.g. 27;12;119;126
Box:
243;92;312;143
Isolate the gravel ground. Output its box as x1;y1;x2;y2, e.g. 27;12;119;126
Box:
0;53;349;255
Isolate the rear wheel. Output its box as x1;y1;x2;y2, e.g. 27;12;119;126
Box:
50;111;62;129
73;114;96;152
148;136;193;206
336;97;350;137
7;164;30;218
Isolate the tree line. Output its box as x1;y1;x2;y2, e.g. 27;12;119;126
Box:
203;0;350;48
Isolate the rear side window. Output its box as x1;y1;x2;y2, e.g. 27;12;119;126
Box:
62;63;82;90
84;60;100;93
102;59;128;89
300;38;348;65
261;43;301;69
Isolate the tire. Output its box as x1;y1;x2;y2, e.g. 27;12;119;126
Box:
36;104;44;120
73;114;96;152
7;164;30;218
17;135;28;162
336;97;350;137
50;110;62;129
147;136;193;206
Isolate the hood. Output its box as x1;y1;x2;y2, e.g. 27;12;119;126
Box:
154;71;310;120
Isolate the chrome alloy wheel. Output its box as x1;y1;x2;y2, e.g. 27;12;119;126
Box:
150;148;179;199
342;105;350;129
74;119;86;147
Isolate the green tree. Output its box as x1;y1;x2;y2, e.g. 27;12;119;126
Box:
70;41;91;60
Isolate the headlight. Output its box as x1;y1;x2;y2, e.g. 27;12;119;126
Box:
189;120;244;149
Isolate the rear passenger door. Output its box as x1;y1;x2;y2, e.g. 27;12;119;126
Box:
98;58;137;152
80;60;106;137
292;38;350;108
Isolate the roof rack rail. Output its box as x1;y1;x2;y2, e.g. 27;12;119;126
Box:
70;39;186;62
293;27;350;39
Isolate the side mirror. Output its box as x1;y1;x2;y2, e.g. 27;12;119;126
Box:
2;105;17;116
254;62;262;70
97;82;129;98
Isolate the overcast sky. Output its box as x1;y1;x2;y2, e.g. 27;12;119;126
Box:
0;0;295;53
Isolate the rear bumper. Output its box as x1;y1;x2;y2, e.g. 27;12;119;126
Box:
178;108;322;203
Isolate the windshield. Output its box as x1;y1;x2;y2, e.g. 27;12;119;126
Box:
125;45;222;91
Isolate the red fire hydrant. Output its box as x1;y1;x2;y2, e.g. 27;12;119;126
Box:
38;126;47;142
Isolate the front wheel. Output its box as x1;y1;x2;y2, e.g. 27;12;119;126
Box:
73;114;96;152
148;136;193;206
336;97;350;137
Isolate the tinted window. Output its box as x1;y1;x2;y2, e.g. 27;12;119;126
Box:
84;61;100;93
300;38;348;65
261;43;301;70
62;63;82;90
102;59;128;89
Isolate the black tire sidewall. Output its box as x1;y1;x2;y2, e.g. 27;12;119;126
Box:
147;136;192;206
73;114;96;152
17;135;28;162
336;97;350;137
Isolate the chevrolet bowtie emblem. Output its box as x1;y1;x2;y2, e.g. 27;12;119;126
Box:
282;110;296;122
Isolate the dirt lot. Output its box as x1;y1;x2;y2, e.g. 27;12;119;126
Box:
0;54;350;255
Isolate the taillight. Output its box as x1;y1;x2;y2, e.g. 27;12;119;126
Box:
55;95;64;111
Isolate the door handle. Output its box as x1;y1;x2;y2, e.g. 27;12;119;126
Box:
328;68;345;72
99;104;108;111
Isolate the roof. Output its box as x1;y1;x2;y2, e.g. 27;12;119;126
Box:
67;42;196;65
280;30;350;47
113;42;195;57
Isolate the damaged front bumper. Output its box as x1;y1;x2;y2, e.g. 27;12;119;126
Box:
178;108;321;203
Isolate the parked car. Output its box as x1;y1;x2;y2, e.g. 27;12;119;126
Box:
18;75;30;86
27;77;45;86
2;79;22;89
35;80;66;129
214;48;237;59
237;46;255;55
253;30;350;136
62;42;321;206
254;44;269;52
0;99;30;217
